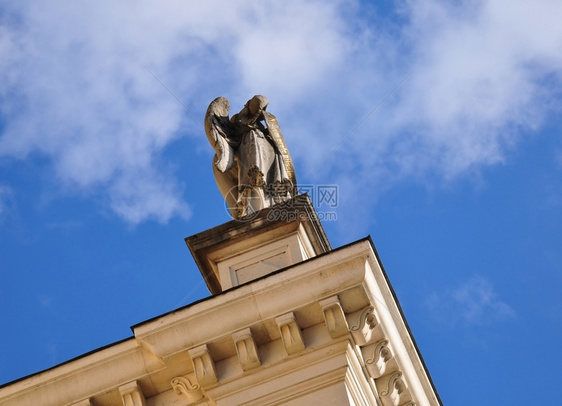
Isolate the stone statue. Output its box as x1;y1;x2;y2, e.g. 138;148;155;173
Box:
205;95;297;219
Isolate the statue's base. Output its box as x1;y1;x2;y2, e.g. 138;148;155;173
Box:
185;194;331;295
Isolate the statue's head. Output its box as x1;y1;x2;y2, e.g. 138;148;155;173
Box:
248;95;269;116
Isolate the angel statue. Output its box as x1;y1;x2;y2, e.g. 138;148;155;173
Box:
204;95;297;219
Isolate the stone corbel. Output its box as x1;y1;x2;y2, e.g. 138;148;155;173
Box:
362;339;396;379
119;381;147;406
375;371;414;406
171;375;204;403
233;328;261;371
188;344;218;387
319;295;349;338
275;312;305;355
349;306;382;346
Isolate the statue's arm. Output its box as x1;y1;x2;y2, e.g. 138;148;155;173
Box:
263;111;297;188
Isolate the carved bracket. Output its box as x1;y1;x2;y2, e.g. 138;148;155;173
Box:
119;381;147;406
319;295;349;338
233;328;261;371
375;371;414;406
275;312;305;355
349;306;382;346
362;339;396;379
171;376;204;403
188;344;218;387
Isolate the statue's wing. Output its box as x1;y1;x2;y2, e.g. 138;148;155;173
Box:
205;97;235;173
263;111;297;189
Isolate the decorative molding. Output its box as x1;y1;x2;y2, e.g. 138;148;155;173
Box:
171;376;204;403
349;306;381;346
119;381;147;406
233;328;261;370
363;339;394;379
188;344;218;387
319;295;349;338
275;312;305;355
376;371;414;406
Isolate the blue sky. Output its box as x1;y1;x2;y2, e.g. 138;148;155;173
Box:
1;0;561;403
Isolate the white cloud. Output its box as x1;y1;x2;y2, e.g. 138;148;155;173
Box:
426;275;516;326
0;0;561;225
291;0;562;237
0;0;350;224
391;0;562;175
0;1;201;223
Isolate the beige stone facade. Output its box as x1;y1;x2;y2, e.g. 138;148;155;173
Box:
0;196;440;405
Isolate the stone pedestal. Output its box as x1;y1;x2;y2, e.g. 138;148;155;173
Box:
185;194;331;294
